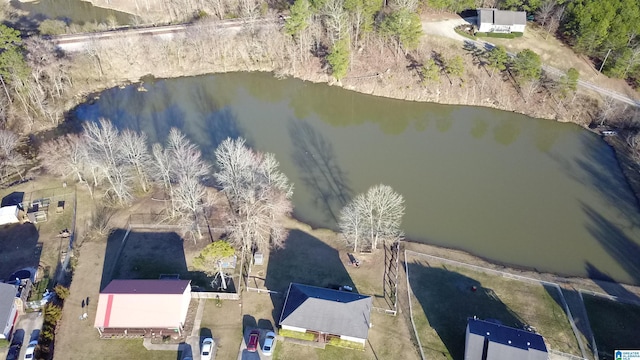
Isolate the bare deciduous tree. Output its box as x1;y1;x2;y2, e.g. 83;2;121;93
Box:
152;142;174;194
0;129;25;181
83;118;133;205
167;128;210;183
173;175;208;241
535;0;556;30
214;137;293;252
119;129;151;192
38;134;93;195
339;184;404;252
149;128;211;239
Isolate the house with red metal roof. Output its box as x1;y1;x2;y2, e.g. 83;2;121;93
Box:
94;279;191;338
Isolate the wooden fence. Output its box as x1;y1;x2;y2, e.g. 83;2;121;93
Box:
191;291;239;300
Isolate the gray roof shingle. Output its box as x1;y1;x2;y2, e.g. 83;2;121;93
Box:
279;283;372;339
478;9;527;26
0;283;17;328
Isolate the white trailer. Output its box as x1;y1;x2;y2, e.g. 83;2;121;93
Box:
0;205;20;225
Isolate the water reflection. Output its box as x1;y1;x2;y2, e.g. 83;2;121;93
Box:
470;118;488;139
289;120;352;223
493;118;522;146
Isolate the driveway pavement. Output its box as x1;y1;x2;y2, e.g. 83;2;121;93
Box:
13;312;44;360
421;17;475;42
237;328;273;360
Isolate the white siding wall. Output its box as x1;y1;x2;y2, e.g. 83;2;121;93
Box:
339;335;365;345
179;285;192;326
511;24;525;32
478;23;493;32
282;325;307;333
478;23;525;33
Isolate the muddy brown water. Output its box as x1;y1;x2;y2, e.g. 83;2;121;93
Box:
11;0;133;25
72;72;640;285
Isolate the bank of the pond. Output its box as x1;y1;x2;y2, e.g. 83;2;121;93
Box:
284;216;640;303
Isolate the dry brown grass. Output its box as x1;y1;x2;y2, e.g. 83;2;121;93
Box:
488;24;640;101
0;177;77;285
405;252;583;358
200;299;243;360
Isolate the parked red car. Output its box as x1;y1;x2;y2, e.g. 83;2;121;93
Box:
247;330;260;352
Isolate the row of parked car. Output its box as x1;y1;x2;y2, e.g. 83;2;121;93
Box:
247;330;276;355
6;340;37;360
192;330;276;360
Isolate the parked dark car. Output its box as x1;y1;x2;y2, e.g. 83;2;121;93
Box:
6;344;21;360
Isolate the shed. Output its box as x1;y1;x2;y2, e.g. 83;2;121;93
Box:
94;279;191;338
279;283;372;345
0;206;20;226
464;318;548;360
477;8;527;33
0;282;18;340
253;252;264;266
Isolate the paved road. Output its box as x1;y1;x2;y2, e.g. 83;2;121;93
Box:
422;18;640;108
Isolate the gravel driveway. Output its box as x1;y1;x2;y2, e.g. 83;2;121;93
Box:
421;17;476;42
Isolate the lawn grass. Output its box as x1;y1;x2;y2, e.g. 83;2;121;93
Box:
406;254;581;359
200;299;242;360
327;338;365;350
279;329;315;341
454;28;476;40
263;229;355;293
583;294;640;359
0;182;75;284
273;341;371;360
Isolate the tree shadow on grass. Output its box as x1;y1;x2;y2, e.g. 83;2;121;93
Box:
0;223;40;280
542;284;593;358
100;230;220;291
586;262;640;303
582;293;640;359
264;229;354;327
407;260;525;360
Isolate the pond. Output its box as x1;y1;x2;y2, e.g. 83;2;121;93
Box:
11;0;133;26
72;72;640;285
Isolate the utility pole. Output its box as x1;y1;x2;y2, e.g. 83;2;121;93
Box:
599;48;612;73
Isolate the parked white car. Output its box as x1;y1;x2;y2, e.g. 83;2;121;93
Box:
201;337;214;360
262;331;276;356
24;340;38;360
